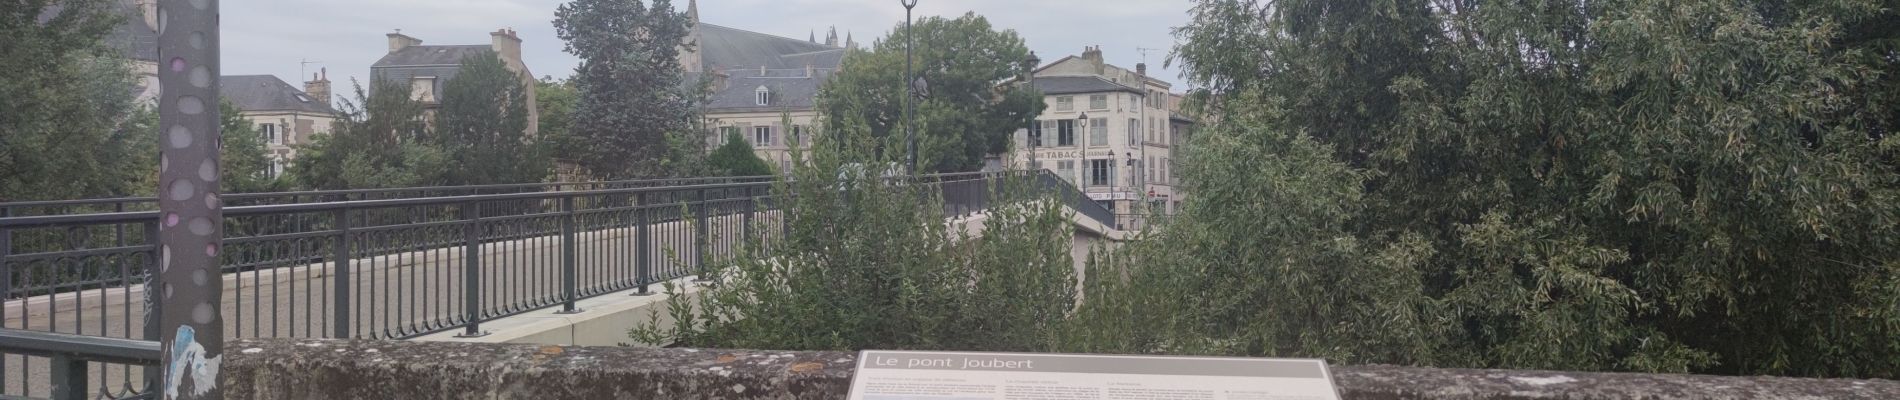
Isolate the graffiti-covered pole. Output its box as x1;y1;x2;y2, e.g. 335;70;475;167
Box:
155;0;224;398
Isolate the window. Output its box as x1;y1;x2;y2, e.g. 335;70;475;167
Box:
1088;159;1112;186
780;158;791;173
1056;96;1073;111
720;126;741;142
1148;156;1156;182
266;157;285;179
1128;119;1140;146
259;123;280;145
753;125;773;147
755;86;771;106
1026;120;1043;147
1057;160;1077;185
1057;120;1076;147
1162;158;1171;184
790;125;806;147
1089;95;1107;110
1088;118;1107;146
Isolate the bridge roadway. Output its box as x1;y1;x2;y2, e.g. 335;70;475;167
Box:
2;209;778;397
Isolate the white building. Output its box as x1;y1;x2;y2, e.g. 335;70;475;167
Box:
1015;46;1192;228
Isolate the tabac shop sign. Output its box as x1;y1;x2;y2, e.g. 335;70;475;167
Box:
847;350;1341;400
1035;149;1118;160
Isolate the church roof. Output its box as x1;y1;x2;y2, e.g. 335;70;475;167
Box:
698;23;843;70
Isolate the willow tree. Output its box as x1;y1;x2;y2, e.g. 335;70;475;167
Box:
1103;0;1900;378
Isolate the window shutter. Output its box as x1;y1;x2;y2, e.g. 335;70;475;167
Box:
770;124;781;146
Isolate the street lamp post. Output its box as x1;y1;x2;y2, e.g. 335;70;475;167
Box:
901;0;919;175
1024;52;1040;171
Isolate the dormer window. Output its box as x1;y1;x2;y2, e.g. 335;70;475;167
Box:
755;86;771;106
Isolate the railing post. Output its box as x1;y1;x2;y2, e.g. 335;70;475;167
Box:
141;221;159;391
742;187;755;244
330;207;351;339
50;354;87;400
457;202;487;337
557;196;581;314
1;209;10;327
633;193;654;296
693;188;710;282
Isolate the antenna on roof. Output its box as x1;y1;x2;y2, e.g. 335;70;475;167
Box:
1136;47;1160;65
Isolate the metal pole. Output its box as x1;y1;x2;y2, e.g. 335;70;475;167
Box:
693;188;710;282
330;208;350;339
633;193;654;296
51;354;87;400
904;4;917;175
557;196;581;314
458;202;487;337
156;0;223;397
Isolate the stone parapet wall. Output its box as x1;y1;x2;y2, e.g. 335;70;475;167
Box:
223;339;1900;399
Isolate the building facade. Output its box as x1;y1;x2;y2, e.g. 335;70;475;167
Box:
371;28;538;136
1014;46;1192;228
220;73;339;178
678;0;848;173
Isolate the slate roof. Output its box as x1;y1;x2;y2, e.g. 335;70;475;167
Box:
1029;75;1144;96
370;45;497;103
221;75;335;114
688;22;848;113
699;68;837;113
698;23;841;70
372;45;493;67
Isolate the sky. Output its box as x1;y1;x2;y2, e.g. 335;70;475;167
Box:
220;0;1196;99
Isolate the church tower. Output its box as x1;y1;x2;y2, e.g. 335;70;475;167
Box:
678;0;705;72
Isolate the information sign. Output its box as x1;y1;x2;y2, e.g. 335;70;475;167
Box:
848;350;1341;400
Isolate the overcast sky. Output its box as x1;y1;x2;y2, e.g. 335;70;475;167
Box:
220;0;1195;98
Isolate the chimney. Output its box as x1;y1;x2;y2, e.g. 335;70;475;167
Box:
1082;46;1106;75
134;0;158;31
1137;63;1148;76
388;30;422;54
491;28;523;63
304;68;332;107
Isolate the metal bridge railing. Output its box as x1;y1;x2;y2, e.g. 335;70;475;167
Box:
0;329;159;400
2;171;1111;398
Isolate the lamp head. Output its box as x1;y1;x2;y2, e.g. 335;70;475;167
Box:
900;0;918;8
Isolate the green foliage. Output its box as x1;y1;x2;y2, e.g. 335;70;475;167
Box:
706;132;773;176
632;122;1077;351
553;0;704;179
816;13;1044;173
0;0;152;201
216;100;286;194
535;76;580;163
290;80;447;189
1084;0;1900;378
437;51;548;185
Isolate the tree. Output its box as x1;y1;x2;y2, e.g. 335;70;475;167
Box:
815;13;1043;173
535;76;579;163
553;0;703;179
289;80;447;190
0;0;151;202
436;52;548;185
633;124;1077;352
706;132;772;176
216;100;283;193
1100;0;1900;378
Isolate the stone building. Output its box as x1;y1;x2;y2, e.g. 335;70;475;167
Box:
220;72;339;178
371;28;538;136
1014;46;1193;227
679;0;849;173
